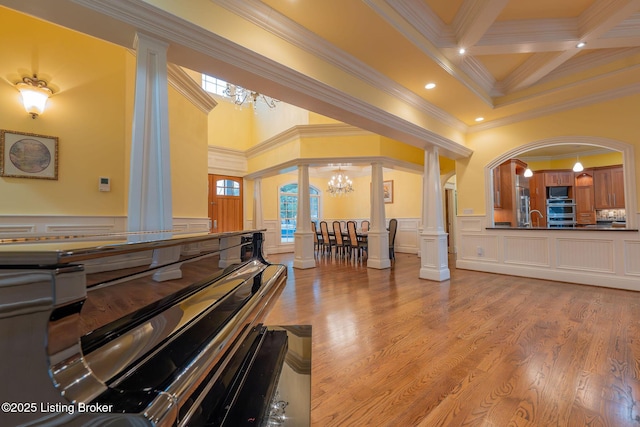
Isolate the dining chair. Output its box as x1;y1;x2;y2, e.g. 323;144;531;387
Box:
388;218;398;261
347;220;367;261
333;221;348;258
361;220;370;232
319;221;335;256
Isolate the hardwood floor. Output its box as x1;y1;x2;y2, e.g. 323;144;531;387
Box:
263;252;640;426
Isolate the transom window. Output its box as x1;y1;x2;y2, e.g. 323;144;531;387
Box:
202;74;228;97
280;184;320;243
216;179;240;196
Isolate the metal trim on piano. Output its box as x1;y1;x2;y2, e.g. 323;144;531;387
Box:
0;230;310;427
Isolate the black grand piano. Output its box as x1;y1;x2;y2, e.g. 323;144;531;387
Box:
0;230;310;426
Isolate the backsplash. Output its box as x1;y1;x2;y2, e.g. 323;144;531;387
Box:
596;209;626;221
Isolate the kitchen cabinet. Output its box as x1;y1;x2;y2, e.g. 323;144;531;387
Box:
493;166;502;208
574;171;595;225
493;159;527;226
594;165;624;209
528;172;546;227
544;171;573;186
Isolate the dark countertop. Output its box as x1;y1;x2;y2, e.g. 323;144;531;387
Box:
487;224;636;231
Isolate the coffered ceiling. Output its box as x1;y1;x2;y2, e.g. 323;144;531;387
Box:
253;0;640;128
2;0;639;154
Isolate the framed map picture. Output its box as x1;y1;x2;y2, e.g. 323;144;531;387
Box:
0;130;58;180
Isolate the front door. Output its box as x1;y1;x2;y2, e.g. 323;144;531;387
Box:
208;174;243;232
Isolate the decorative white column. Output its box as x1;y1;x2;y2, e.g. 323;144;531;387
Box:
419;146;450;281
293;164;315;269
367;162;391;269
253;178;264;230
252;178;267;256
128;32;173;233
127;33;179;281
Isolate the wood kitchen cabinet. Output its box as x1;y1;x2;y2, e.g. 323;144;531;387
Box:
493;165;502;208
594;165;624;209
575;171;596;225
544;171;573;186
493;159;527;226
528;172;546;227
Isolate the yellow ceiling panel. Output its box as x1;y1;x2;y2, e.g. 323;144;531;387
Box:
496;0;596;21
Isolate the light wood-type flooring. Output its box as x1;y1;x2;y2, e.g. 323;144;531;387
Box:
263;252;640;426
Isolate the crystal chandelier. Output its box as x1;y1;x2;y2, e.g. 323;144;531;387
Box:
224;83;278;109
327;168;354;197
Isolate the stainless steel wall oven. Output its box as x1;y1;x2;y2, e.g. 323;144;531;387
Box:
547;198;576;228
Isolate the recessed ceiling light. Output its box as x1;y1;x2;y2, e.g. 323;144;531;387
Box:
425;83;436;90
458;48;466;54
576;42;586;48
475;117;484;122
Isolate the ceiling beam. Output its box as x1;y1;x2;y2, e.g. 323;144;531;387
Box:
494;0;640;92
452;0;509;49
502;50;580;93
579;0;640;42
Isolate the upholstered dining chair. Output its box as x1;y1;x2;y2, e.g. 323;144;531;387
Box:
361;220;370;232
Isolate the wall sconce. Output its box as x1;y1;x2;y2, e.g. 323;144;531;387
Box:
16;75;52;119
523;168;533;177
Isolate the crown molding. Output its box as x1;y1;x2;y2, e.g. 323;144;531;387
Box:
207;145;247;175
538;47;640;85
72;0;470;157
470;80;640;132
167;63;217;113
246;124;374;159
604;12;640;38
243;156;424;181
213;0;467;133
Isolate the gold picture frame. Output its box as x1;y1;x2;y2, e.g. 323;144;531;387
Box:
383;180;393;203
0;129;58;180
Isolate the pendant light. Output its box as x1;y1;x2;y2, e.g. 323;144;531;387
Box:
572;156;584;172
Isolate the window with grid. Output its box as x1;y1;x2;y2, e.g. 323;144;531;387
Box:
216;179;240;196
201;74;228;97
279;184;320;243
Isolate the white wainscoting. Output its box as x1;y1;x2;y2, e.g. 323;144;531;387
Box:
0;215;127;238
0;215;210;239
456;214;640;291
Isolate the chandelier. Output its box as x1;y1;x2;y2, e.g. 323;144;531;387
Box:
224;83;278;109
327;168;354;197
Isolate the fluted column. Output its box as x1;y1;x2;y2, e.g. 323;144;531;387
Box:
128;32;172;233
253;178;263;230
367;162;391;269
419;146;450;281
294;164;315;269
127;33;180;281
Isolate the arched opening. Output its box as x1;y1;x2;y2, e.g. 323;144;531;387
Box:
485;137;637;229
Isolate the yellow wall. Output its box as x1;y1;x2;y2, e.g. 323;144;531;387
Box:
0;8;127;216
459;94;640;216
525;151;624;171
168;86;209;218
1;8;210;221
208;96;255;150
